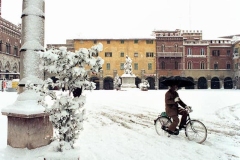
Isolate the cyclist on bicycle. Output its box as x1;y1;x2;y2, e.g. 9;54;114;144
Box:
165;83;191;135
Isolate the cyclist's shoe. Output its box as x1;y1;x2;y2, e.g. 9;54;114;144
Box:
179;125;187;130
161;126;168;131
167;129;179;135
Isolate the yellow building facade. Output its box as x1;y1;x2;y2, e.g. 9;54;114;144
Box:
74;38;156;89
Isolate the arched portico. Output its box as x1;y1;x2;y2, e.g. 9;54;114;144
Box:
146;77;155;90
159;76;168;89
135;77;141;88
198;77;208;89
90;76;100;90
211;77;220;89
103;77;114;90
224;77;233;89
185;76;195;89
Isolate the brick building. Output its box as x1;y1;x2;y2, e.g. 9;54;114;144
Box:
153;29;234;89
0;1;21;80
0;17;21;80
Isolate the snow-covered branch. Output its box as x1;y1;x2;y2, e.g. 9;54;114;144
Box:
27;43;104;152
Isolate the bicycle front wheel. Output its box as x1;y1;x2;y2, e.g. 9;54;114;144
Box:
155;116;172;136
185;120;207;144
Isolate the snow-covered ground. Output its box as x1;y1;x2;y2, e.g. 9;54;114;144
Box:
0;89;240;160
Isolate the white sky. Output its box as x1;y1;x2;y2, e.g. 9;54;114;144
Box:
0;89;240;159
1;0;240;44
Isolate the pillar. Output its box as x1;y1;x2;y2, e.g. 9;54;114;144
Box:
1;0;53;149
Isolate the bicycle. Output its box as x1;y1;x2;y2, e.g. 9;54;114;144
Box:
154;108;207;144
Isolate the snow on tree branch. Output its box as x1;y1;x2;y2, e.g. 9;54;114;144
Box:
114;74;121;90
39;43;104;93
26;43;104;152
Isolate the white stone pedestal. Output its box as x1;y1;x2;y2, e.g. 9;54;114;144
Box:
121;74;136;88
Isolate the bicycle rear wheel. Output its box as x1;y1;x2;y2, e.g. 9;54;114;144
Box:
185;120;207;144
155;116;172;136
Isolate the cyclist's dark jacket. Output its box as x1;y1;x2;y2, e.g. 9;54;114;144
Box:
165;89;186;116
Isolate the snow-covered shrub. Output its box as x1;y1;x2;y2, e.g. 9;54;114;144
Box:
113;74;121;90
26;43;104;152
139;80;150;91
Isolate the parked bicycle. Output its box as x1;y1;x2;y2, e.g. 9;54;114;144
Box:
154;108;207;144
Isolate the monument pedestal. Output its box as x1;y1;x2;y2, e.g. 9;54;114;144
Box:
121;74;136;88
1;112;52;149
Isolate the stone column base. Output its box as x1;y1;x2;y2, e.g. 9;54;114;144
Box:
1;112;53;149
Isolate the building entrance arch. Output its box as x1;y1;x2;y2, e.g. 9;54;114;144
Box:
198;77;207;89
224;77;233;89
90;77;100;90
211;77;220;89
104;77;113;90
159;77;168;89
185;76;195;89
135;77;141;88
146;77;155;90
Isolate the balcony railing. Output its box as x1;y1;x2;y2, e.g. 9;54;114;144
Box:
186;55;207;58
183;41;208;45
156;52;182;57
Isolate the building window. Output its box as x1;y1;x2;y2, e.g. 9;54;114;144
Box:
235;63;238;69
200;61;205;69
146;40;153;44
120;40;124;44
187;61;192;69
120;52;124;57
120;63;124;70
234;48;238;53
13;64;18;73
107;40;110;44
6;43;11;54
107;63;110;70
134;40;138;44
105;52;112;57
200;48;205;55
14;47;18;56
175;44;178;52
175;61;178;69
146;52;154;57
148;63;152;70
134;63;138;70
93;40;97;44
0;40;2;52
212;50;220;56
187;48;192;55
214;63;218;69
134;52;138;57
226;63;231;69
162;44;165;52
161;61;165;69
227;50;231;56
